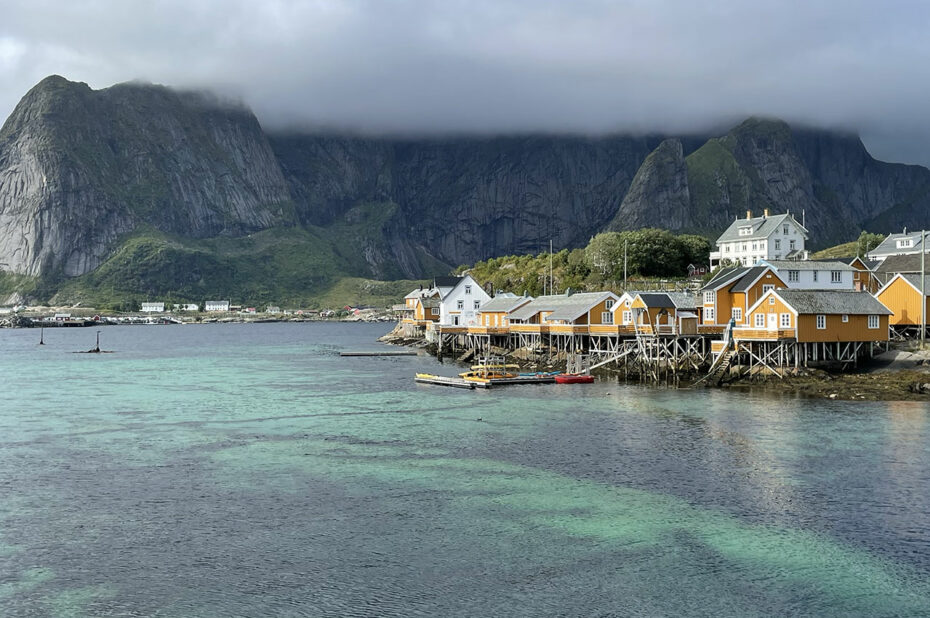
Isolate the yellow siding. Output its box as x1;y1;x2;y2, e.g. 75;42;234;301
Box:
797;314;888;342
587;299;616;325
877;277;930;326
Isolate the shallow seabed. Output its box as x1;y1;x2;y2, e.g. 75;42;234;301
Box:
1;323;929;617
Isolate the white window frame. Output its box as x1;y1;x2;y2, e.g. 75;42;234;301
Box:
456;300;464;310
868;315;879;329
731;308;742;322
842;314;849;323
768;297;776;305
780;313;791;328
703;291;715;304
473;300;480;310
790;239;796;250
605;299;615;310
831;270;842;283
774;239;781;250
704;308;715;322
754;313;765;327
816;314;826;329
788;270;799;282
762;284;775;293
464;285;472;295
601;311;613;325
622;310;632;325
783;224;789;235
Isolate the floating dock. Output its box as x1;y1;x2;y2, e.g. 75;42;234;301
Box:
414;373;557;389
341;350;419;357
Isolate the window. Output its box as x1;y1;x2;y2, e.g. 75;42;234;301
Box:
752;242;757;251
789;239;796;250
854;272;860;280
816;314;826;329
769;297;776;305
831;270;842;283
605;299;615;310
755;314;765;327
622;310;632;325
783;224;789;235
762;284;775;293
705;308;715;322
456;300;464;310
464;285;472;294
898;239;913;248
473;300;480;310
780;313;791;328
775;239;781;250
788;270;799;282
812;271;818;282
739;226;752;236
452;315;460;325
601;312;613;325
741;243;747;252
842;314;849;323
731;308;742;321
868;315;880;329
725;245;730;253
704;291;715;304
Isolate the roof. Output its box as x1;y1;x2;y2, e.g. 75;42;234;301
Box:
422;298;440;309
405;286;440;300
636;293;674;307
868;231;930;258
715;213;808;244
479;294;531;313
874;253;930;274
771;290;891;315
702;266;749;291
433;276;461;288
762;259;855;272
666;291;699;309
508;291;615;322
729;266;770;293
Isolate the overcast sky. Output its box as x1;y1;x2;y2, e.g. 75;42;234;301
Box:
2;0;930;165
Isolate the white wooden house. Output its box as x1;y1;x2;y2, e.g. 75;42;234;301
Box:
438;275;492;326
709;210;808;268
141;302;165;313
204;300;230;312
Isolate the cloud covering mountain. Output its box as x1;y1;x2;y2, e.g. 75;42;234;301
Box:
1;1;930;165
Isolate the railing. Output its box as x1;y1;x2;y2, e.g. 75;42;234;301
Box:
466;326;510;335
732;328;796;340
546;324;589;334
588;324;637;336
510;323;545;334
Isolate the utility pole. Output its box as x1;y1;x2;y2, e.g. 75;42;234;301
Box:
922;231;926;350
624;239;628;288
549;239;554;295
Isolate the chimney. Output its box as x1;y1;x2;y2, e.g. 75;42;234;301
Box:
746;210;752;220
763;208;769;218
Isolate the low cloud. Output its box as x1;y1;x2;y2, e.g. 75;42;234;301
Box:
2;0;930;164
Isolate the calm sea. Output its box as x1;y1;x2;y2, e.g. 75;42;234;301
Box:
1;322;929;617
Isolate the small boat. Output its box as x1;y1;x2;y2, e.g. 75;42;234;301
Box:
554;373;594;384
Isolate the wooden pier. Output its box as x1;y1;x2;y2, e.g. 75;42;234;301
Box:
341;350;419;357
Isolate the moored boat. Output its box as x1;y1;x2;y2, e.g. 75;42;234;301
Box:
554;373;594;384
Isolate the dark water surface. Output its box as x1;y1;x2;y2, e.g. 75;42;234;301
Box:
1;323;929;616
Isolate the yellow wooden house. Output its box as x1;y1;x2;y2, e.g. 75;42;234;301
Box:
875;273;930;328
737;289;891;343
700;265;786;330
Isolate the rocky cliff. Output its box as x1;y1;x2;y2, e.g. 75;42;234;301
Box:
0;76;294;277
2;76;930;303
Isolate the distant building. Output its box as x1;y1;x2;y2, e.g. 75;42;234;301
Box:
141;302;165;313
265;306;281;314
759;259;856;290
438;275;492;327
867;229;930;262
709;210;808;268
204;300;230;312
687;263;708;278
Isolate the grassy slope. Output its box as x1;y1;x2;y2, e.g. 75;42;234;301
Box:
811;241;858;259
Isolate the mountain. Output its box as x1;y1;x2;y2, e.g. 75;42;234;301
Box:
1;76;930;306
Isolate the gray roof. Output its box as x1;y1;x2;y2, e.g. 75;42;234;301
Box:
508;291;614;322
729;266;770;292
405;286;440;300
874;253;930;274
763;259;855;272
702;266;749;291
433;276;461;288
666;291;700;309
900;274;930;297
479;294;530;313
868;231;930;259
715;213;807;243
773;290;891;315
632;292;698;309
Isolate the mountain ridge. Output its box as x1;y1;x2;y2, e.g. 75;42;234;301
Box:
1;76;930;305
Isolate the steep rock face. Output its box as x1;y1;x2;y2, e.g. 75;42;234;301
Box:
0;76;294;276
607;138;691;231
270;134;660;275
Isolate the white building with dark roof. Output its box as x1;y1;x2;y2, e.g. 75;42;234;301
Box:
759;259;856;290
867;229;930;262
709;209;808;268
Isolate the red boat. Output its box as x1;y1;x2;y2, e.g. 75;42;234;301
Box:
554;373;594;384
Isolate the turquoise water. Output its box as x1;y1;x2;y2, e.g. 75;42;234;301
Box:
1;323;929;616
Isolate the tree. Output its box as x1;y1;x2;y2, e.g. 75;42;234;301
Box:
856;231;884;256
677;234;713;268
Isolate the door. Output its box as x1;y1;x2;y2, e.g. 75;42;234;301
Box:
767;313;778;330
